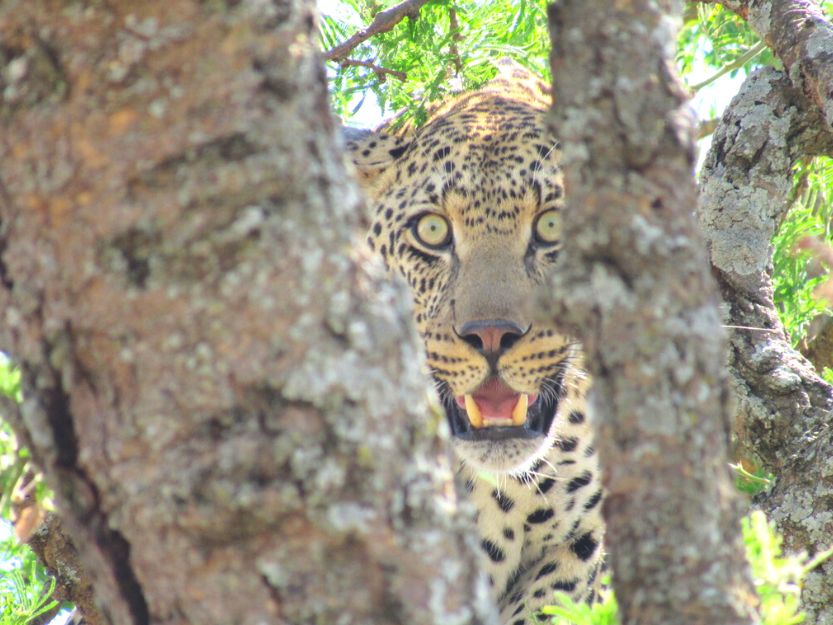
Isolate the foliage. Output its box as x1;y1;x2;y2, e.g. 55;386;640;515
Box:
320;0;550;126
539;512;831;625
772;158;833;354
676;3;833;363
732;462;774;498
0;357;61;624
677;4;775;91
320;0;833;370
0;531;58;625
745;511;833;625
538;577;618;625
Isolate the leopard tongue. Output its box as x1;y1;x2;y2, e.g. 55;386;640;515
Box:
461;392;529;428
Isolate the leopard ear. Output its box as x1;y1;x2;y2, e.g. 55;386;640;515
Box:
343;127;410;198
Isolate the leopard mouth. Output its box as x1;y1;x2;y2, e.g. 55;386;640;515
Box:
439;374;564;442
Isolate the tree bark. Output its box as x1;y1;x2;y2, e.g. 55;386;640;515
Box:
697;3;833;621
0;2;496;625
546;2;758;624
698;66;833;625
705;0;833;133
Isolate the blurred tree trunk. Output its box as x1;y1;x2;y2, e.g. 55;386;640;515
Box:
0;2;496;625
546;2;758;624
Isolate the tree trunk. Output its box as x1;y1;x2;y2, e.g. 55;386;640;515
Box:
0;2;495;625
698;66;833;625
546;2;758;624
698;2;833;620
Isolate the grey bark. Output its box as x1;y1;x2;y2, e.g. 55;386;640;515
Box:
0;2;495;625
546;1;758;624
708;0;833;133
698;67;833;625
697;1;833;620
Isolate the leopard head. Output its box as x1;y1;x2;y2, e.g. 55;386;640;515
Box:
347;62;584;474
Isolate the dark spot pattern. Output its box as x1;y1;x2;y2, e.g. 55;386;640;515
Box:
570;532;599;561
526;508;555;524
481;538;506;563
566;471;593;493
349;63;605;625
535;562;558;581
493;489;515;512
584;490;603;511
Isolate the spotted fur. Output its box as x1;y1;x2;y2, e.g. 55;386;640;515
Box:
347;60;604;624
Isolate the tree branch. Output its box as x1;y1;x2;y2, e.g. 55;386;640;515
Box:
324;0;433;61
698;117;719;138
448;6;463;76
688;40;767;91
338;58;406;82
698;66;833;625
704;0;833;133
27;514;104;625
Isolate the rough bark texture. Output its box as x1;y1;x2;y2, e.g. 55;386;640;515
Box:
696;2;833;620
546;2;758;624
28;514;104;625
707;0;833;133
0;2;496;625
698;67;833;625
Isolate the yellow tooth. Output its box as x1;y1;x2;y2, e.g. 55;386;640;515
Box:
464;395;483;428
511;394;529;425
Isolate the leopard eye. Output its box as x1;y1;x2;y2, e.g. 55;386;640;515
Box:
533;209;561;245
414;213;452;249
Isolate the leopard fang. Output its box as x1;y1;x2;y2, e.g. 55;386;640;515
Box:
511;393;529;425
464;394;483;428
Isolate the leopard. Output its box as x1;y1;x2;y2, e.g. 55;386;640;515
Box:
346;60;604;625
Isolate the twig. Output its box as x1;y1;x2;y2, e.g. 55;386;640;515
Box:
689;40;767;91
324;0;433;61
448;6;463;76
339;58;407;82
697;117;718;139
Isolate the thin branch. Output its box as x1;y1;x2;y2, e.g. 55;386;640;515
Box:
339;58;407;82
689;40;767;91
698;117;718;138
324;0;433;62
448;6;463;76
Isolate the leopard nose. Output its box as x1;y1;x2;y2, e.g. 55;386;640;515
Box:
457;319;528;362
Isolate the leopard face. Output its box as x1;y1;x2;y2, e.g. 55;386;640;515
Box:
348;64;584;474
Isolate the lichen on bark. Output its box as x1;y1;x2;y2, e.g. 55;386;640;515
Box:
698;66;833;625
0;2;496;624
546;1;758;624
